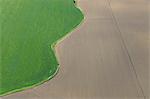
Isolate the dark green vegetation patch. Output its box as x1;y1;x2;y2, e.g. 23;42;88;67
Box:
0;0;83;96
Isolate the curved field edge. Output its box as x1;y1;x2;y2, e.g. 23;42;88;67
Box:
0;4;84;97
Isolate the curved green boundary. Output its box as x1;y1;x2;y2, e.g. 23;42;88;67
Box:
0;0;84;96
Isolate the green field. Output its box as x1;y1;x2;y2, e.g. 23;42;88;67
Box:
0;0;83;96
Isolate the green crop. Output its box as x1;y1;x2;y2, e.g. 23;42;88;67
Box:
0;0;83;96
